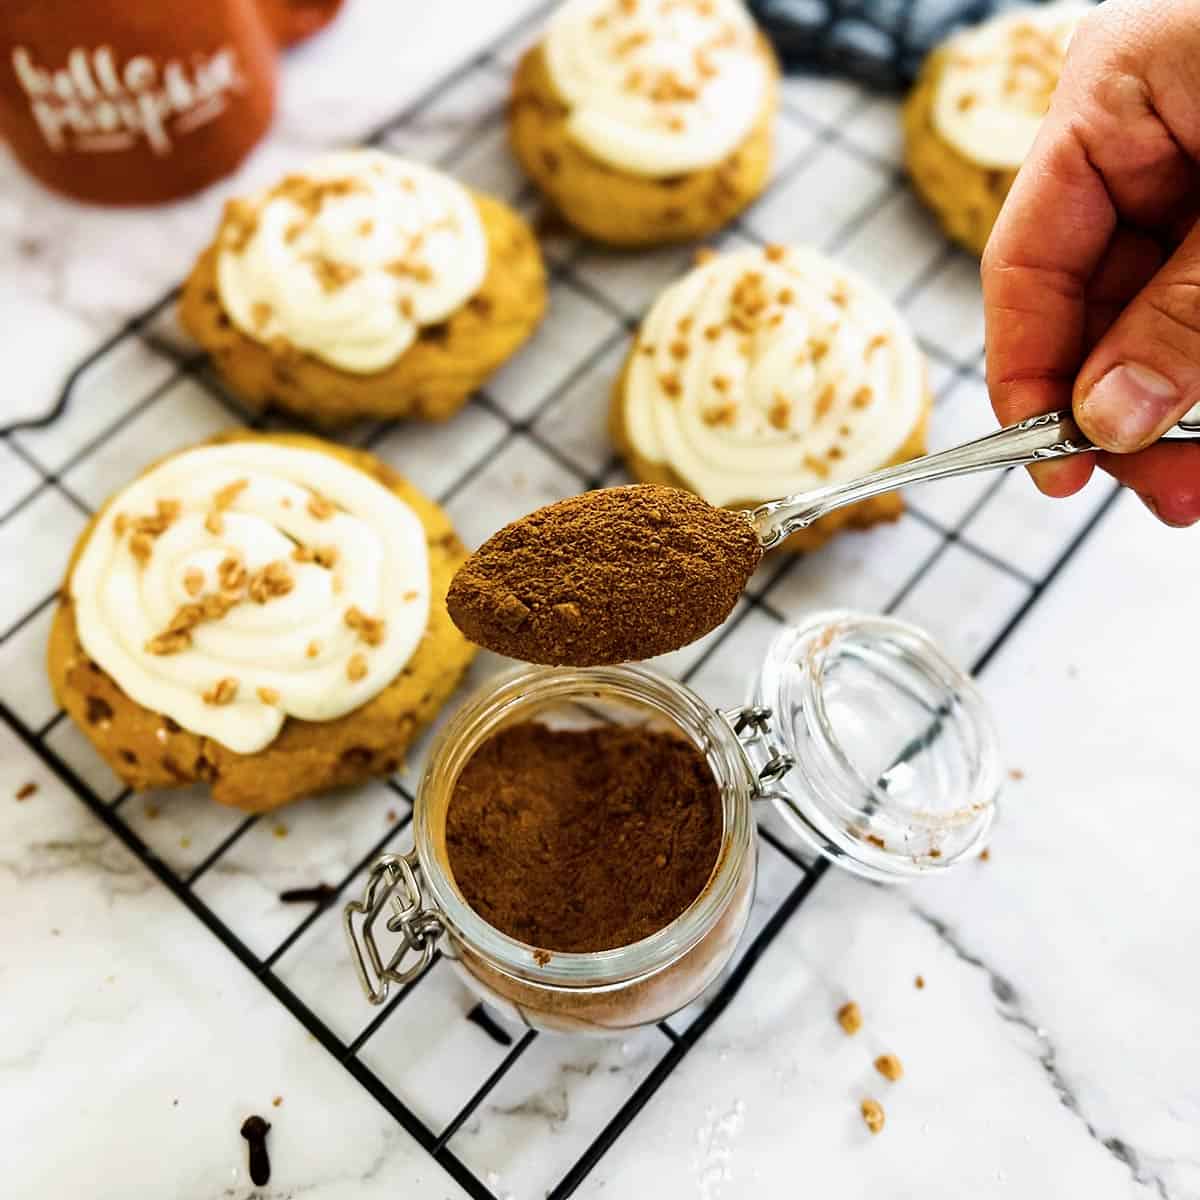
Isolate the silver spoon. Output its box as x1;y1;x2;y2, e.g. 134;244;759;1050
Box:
749;408;1200;549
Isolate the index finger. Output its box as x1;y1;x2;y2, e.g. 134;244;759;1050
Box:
981;101;1115;495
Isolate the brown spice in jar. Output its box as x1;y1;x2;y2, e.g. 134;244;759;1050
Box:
444;722;723;954
445;485;762;666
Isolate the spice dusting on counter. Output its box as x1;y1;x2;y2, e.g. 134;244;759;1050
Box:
445;722;723;953
445;484;762;665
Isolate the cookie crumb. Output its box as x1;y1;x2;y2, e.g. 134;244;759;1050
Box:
15;781;37;801
860;1098;885;1134
979;848;991;862
837;1001;862;1035
272;1095;283;1108
914;975;925;990
874;1054;903;1082
1008;767;1025;781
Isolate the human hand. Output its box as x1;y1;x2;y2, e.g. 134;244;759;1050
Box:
982;0;1200;526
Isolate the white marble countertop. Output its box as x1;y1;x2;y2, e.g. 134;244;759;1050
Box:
3;4;1199;1199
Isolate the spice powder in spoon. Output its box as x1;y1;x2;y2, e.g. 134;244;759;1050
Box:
445;484;763;665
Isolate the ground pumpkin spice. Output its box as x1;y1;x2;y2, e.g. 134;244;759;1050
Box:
445;484;763;666
444;721;724;954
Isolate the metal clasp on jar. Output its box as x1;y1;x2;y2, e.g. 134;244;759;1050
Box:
721;705;795;793
344;850;444;1005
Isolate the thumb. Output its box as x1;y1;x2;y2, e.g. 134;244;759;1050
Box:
1074;221;1200;453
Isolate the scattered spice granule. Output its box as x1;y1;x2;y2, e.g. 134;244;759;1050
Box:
145;803;161;820
865;833;886;849
837;1001;862;1035
915;975;925;990
386;808;398;824
764;243;786;262
979;848;991;862
929;847;942;859
273;824;288;839
860;1098;885;1134
533;949;552;966
15;781;37;801
179;836;191;850
874;1054;903;1082
1008;767;1025;781
272;1096;283;1108
347;653;368;682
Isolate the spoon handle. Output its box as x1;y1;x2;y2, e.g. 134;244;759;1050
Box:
748;409;1200;550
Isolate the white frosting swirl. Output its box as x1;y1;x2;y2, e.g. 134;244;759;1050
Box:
624;245;926;508
931;4;1087;170
216;149;487;374
543;0;769;178
70;442;431;756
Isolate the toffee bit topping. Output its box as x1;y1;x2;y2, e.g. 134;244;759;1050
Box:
860;1098;885;1134
875;1054;903;1081
402;589;420;602
308;253;361;293
676;315;694;334
314;545;338;569
777;287;794;305
204;511;224;537
803;454;830;478
346;652;368;682
257;686;280;705
291;544;315;564
357;218;375;236
711;374;731;393
837;1001;862;1035
659;373;683;399
703;401;738;427
183;569;204;597
809;337;830;362
703;323;722;341
666;114;686;132
251;302;273;331
385;258;433;283
764;243;786;262
130;533;154;564
345;605;387;646
306;640;320;659
669;339;690;360
830;280;850;307
768;394;791;430
146;629;193;656
694;246;716;265
307;491;336;521
815;383;836;418
248;560;295;604
203;677;239;706
866;332;889;355
219;556;247;592
284;220;306;244
274;173;364;218
397;295;415;320
214;478;249;512
957;91;978;112
113;512;129;536
852;386;873;410
639;342;656;356
615;30;650;55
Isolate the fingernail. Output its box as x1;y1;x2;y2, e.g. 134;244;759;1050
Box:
1079;363;1178;452
1028;459;1081;496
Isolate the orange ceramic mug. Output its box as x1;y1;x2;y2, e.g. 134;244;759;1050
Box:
0;0;276;205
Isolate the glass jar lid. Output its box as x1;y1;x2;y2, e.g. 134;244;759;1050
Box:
747;610;1001;880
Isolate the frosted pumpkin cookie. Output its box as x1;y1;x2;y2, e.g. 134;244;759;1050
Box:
180;150;546;426
903;4;1086;256
611;244;930;552
48;432;476;812
509;0;778;248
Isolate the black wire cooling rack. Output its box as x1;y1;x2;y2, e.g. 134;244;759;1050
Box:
0;5;1120;1196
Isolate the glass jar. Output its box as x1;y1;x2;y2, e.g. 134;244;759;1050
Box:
344;610;1002;1034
